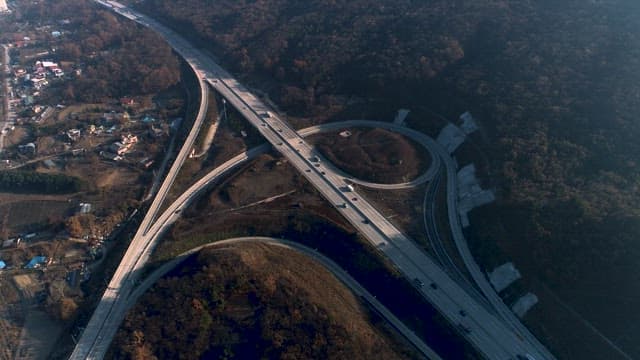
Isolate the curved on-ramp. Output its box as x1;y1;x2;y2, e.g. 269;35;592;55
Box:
70;120;445;360
79;2;553;356
69;5;211;359
307;120;555;358
71;114;553;359
122;237;442;360
298;121;440;190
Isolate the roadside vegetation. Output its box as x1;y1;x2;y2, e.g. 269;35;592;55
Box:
0;0;189;357
151;153;477;359
6;0;180;103
0;171;85;194
130;0;640;357
110;243;418;359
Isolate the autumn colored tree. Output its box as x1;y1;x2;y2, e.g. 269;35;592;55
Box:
65;215;84;238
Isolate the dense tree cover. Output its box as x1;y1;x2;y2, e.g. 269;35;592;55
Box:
0;171;85;194
136;0;467;113
126;1;640;354
134;0;640;284
110;244;410;359
15;0;181;102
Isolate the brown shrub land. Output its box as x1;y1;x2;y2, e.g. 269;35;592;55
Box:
310;128;430;184
110;242;413;359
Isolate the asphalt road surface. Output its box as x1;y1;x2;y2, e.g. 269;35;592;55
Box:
296;122;440;190
74;2;554;359
68;13;210;358
123;237;443;360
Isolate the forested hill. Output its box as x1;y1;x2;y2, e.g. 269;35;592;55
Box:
133;0;640;185
110;243;414;359
130;0;640;357
132;0;640;273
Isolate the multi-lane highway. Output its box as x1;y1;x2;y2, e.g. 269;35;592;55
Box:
70;146;267;359
68;14;210;358
439;144;556;360
74;1;554;359
307;120;555;359
123;237;443;360
204;87;553;358
196;75;547;358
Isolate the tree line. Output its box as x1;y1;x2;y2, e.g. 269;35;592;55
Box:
0;171;85;194
136;0;640;288
15;0;181;103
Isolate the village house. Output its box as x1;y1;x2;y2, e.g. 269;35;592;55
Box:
100;151;123;161
18;142;36;155
66;128;81;142
120;97;135;107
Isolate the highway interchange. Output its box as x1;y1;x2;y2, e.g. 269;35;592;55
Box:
69;9;210;358
202;81;550;359
71;1;555;359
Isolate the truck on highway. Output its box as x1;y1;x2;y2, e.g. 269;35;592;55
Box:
341;184;355;192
